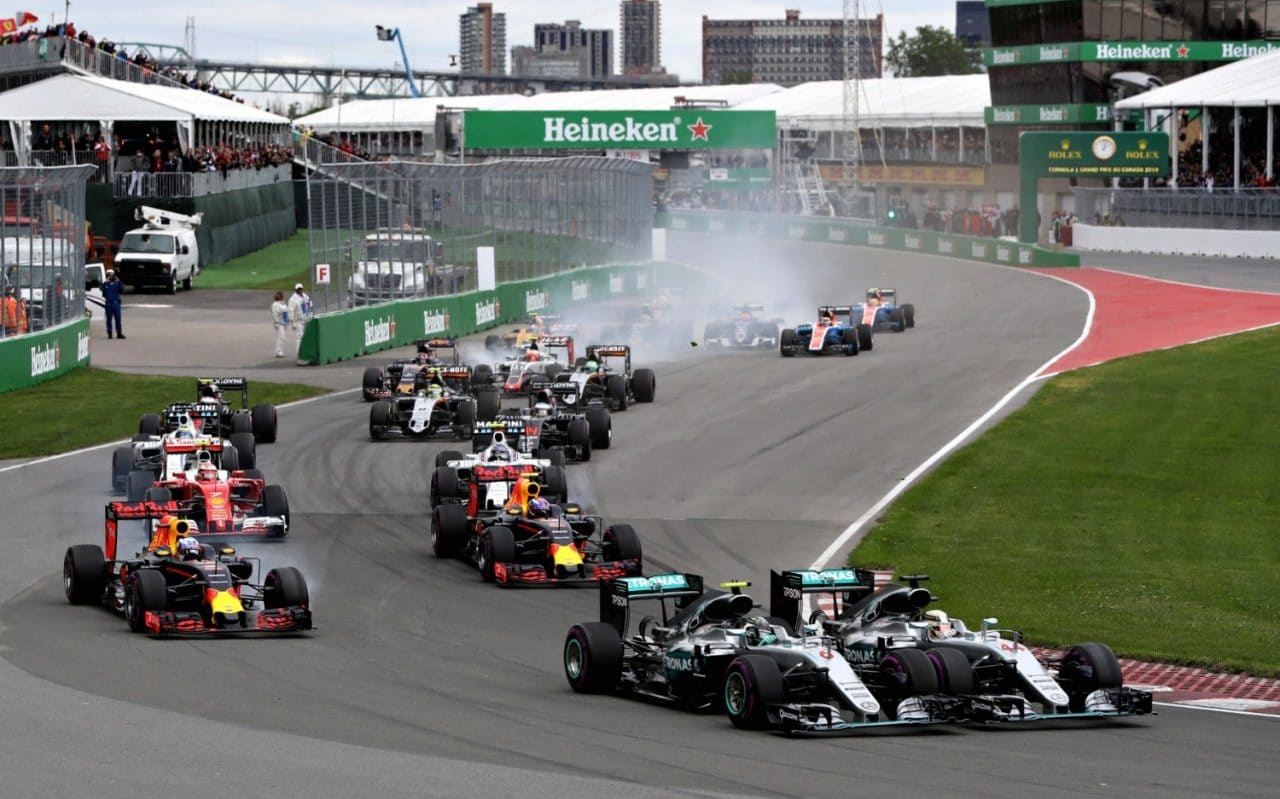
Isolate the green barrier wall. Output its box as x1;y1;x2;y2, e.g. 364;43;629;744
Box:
0;316;92;393
86;181;297;268
655;211;1080;268
297;263;658;365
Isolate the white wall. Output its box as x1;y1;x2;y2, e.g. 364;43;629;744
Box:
1073;224;1280;259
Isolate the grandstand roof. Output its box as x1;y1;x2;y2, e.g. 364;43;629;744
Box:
295;94;525;131
1115;49;1280;110
0;73;288;124
733;74;990;129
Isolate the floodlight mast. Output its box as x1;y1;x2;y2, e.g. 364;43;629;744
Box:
376;25;421;98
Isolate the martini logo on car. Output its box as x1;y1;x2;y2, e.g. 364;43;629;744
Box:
76;331;90;363
422;309;450;335
30;341;59;376
363;316;396;347
524;289;548;313
609;274;624;294
475;300;499;325
571;280;590;301
544;115;679;144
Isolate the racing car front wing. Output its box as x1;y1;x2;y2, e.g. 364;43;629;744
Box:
144;605;312;636
493;559;641;586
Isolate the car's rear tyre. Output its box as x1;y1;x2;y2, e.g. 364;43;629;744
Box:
262;484;291;533
603;523;641;563
567;417;591;462
880;648;940;706
125;569;167;633
430;466;459;507
431;503;468;557
478;526;515;582
856;323;873;351
780;328;798;357
241;468;265;482
841;328;859;356
228;432;256;470
585;406;611;449
903;303;916;328
138;413;163;436
540;465;568;503
219;444;240;472
472;364;493;386
927;647;976;695
265;566;309;609
435;450;464;468
455;399;477;433
64;544;106;605
632;368;656;403
605;375;628;411
724;654;784;730
369;400;392;440
889;307;907;332
231;413;253;435
251;403;278;443
1060;642;1124;711
144;487;172;505
126;469;154;502
111;446;133;492
540;447;568;468
362;367;383;400
564;622;623;694
475;390;500;422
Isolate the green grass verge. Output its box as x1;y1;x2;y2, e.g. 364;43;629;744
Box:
851;327;1280;676
196;231;313;290
0;368;328;459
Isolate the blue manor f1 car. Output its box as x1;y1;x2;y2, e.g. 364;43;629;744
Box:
779;306;869;357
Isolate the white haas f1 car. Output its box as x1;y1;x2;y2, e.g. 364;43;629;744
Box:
773;569;1154;722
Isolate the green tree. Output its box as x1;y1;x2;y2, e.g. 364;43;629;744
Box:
885;25;984;77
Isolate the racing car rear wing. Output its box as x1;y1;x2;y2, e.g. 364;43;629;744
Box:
732;304;767;313
473;420;537;454
105;500;181;561
600;573;704;636
537;335;575;363
419;338;461;364
196;377;250;407
816;306;855;321
769;568;877;630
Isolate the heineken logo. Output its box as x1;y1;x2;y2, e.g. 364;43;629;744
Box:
544;115;680;144
991;49;1018;65
1039;45;1068;61
363;316;396;347
904;234;921;250
708;219;726;232
571;280;590;301
524;289;548;313
1018;248;1034;265
76;331;90;363
971;243;987;258
996;245;1012;262
867;232;886;246
788;225;807;238
828;228;847;242
475;300;499;325
423;309;450;335
937;239;954;254
1039;106;1067;122
30;341;60;376
1095;42;1174;60
608;274;624;294
992;108;1018;123
1221;41;1280;58
636;272;648;289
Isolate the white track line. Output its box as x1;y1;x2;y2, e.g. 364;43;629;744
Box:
1090;265;1280;296
0;386;357;475
1153;700;1280;720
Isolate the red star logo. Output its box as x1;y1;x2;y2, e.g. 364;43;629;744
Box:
1176;43;1189;58
687;117;712;141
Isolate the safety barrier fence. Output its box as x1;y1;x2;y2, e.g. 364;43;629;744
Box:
0;316;91;393
298;262;658;365
655;210;1080;268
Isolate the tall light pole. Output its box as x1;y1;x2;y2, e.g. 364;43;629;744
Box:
376;25;421;98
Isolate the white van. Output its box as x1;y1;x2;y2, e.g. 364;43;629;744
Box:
114;206;201;294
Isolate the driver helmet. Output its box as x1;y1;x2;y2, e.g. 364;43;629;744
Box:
745;616;779;647
177;535;202;560
524;349;541;362
426;383;444;399
822;310;837;325
199;383;220;402
532;390;555;417
175;414;195;439
485;442;513;462
528;497;551;518
925;609;954;640
584;359;599;373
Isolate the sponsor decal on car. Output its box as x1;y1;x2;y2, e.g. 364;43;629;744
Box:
30;341;60;377
664;652;697;673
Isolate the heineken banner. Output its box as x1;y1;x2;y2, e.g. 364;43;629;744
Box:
703;168;772;191
463;110;777;150
0;317;91;394
987;40;1280;67
986;104;1116;125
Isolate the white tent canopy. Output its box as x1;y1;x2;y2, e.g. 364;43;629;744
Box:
1115;49;1280;110
0;73;288;123
734;74;990;130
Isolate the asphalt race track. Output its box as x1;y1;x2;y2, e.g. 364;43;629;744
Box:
1;234;1276;798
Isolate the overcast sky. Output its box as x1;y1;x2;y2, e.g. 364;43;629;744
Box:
47;0;958;83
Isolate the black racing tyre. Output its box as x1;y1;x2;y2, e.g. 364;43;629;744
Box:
251;403;278;443
605;374;628;411
724;654;784;730
431;466;459;507
435;450;464;468
889;307;907;332
856;323;874;351
927;647;976;695
431;503;468;558
780;328;798;357
1061;642;1124;711
540;465;568;503
585;406;612;449
841;328;859;356
264;566;309;609
143;486;172;504
131;434;153;442
567;418;591;462
478;526;516;582
455;399;477;432
228;432;256;470
484;334;502;351
111;446;134;492
219;444;240;472
903;303;916;328
241;468;265;483
603;523;642;563
880;648;940;702
758;324;781;347
262;484;291;532
369;400;392;440
138;413;163;436
125;569;167;633
231;413;253;436
476;389;500;422
362;367;383;400
631;368;656;403
564;622;623;694
472;364;494;386
540;448;568;468
126;469;155;501
63;544;106;605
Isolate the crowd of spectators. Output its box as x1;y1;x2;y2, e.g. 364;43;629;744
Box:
1161;140;1277;190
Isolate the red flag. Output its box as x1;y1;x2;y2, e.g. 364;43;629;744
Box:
16;11;38;25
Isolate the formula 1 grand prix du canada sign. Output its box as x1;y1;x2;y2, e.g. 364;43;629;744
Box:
462;110;777;150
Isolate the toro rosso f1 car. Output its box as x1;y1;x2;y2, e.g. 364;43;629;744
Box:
62;501;312;636
779;306;869;357
774;569;1153;722
564;574;963;733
